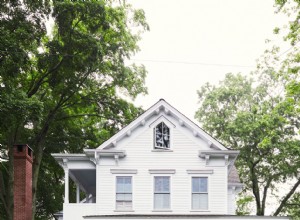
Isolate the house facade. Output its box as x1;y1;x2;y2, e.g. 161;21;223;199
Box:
52;99;288;220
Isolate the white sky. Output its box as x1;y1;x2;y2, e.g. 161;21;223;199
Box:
128;0;289;122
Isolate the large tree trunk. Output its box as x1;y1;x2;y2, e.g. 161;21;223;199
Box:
250;163;263;216
31;145;44;220
31;109;57;220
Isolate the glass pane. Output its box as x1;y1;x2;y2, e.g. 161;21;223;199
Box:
162;177;170;192
162;134;170;148
117;177;131;193
192;194;208;210
192;178;199;192
155;177;170;192
192;177;207;192
124;180;132;193
155;122;170;148
155;177;162;192
154;194;170;209
116;193;132;201
116;179;123;192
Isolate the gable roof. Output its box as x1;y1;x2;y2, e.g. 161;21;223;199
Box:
96;99;229;151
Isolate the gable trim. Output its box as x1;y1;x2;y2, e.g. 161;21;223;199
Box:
96;99;231;151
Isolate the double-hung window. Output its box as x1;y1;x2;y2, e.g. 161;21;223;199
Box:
116;176;132;210
154;176;170;209
192;177;208;210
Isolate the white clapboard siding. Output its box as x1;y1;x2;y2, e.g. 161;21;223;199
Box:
95;117;228;215
227;188;236;214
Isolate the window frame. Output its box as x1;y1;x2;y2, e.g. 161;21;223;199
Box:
154;122;171;150
115;176;133;211
191;176;209;210
153;176;171;210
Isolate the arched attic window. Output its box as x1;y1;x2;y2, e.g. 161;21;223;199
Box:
154;122;170;149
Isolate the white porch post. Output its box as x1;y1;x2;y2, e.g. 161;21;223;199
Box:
63;159;69;204
76;184;80;203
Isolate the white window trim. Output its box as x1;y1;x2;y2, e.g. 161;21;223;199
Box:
186;169;213;174
152;176;172;211
151;149;173;152
111;169;138;174
190;176;210;211
115;176;134;212
154;122;171;150
151;118;175;151
149;169;176;174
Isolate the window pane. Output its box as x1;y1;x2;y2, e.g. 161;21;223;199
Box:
192;177;207;192
192;194;208;210
117;177;132;193
155;122;170;149
116;193;132;201
116;177;132;210
154;194;170;209
123;180;132;193
155;177;170;192
116;177;124;192
162;177;170;192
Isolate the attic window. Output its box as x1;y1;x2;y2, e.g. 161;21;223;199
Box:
154;122;170;149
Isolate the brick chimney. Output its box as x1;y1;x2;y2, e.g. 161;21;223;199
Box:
14;144;33;220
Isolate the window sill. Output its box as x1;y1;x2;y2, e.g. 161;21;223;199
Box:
152;210;173;212
152;149;173;152
190;210;210;212
114;210;135;212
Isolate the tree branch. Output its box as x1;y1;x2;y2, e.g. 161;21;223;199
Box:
262;176;273;214
55;113;101;121
27;57;65;98
273;177;300;216
248;160;262;215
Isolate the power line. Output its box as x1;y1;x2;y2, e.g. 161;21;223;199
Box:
0;49;255;68
278;41;300;57
131;58;255;68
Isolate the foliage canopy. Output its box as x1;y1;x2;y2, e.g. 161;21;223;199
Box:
0;0;148;219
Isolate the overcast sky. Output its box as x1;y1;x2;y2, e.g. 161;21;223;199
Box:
127;0;289;122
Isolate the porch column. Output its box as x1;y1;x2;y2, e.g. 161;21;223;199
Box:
63;159;69;204
76;184;80;203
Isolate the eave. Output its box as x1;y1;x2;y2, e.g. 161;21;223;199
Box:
97;99;229;151
198;150;240;158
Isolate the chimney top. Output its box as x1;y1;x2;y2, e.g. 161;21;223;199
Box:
14;144;33;163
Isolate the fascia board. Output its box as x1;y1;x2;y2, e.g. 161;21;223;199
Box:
51;153;89;161
96;99;229;151
162;102;228;151
199;150;240;158
97;99;165;149
84;149;126;157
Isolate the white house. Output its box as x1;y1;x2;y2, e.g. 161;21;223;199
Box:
52;99;289;220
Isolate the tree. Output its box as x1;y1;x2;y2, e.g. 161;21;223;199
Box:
195;72;300;216
0;0;149;219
